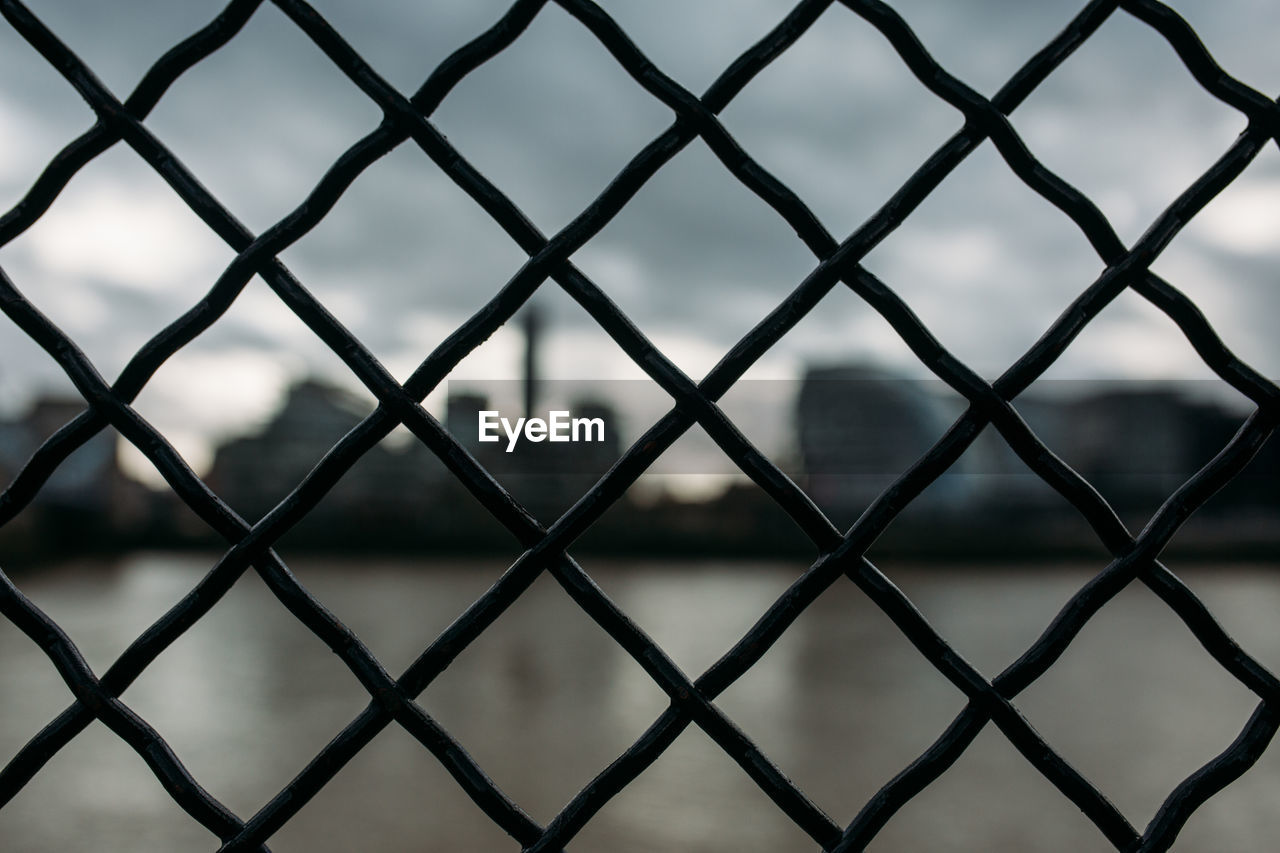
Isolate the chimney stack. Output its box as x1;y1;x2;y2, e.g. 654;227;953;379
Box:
522;306;541;419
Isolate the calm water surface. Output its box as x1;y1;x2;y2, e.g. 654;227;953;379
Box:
3;555;1280;851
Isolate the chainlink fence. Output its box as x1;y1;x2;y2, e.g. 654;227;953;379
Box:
1;0;1279;850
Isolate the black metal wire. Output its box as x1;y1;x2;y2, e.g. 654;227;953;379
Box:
0;0;1277;850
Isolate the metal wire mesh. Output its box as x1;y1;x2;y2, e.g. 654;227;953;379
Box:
1;0;1278;850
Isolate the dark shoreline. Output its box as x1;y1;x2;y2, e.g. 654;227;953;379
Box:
4;514;1275;573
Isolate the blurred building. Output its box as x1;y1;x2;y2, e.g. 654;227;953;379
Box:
0;395;148;545
796;364;972;521
445;390;621;520
445;308;621;520
982;385;1266;516
205;379;449;542
205;309;624;545
1047;388;1211;509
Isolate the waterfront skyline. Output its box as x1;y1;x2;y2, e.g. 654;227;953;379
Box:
1;0;1277;487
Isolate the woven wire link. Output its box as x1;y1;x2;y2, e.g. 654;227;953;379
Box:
1;0;1278;850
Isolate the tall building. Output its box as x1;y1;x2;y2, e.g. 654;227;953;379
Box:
0;395;147;543
206;380;449;539
522;306;541;419
444;309;622;521
796;364;969;521
204;307;626;545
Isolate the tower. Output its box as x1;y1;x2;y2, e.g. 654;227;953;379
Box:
522;305;541;419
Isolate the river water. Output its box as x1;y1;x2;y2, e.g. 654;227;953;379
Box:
2;555;1279;852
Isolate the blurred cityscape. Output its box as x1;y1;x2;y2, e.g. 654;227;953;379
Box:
1;315;1276;565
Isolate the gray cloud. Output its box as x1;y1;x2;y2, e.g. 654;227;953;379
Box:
1;0;1277;467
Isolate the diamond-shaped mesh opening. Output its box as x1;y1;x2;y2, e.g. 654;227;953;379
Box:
197;374;377;528
270;426;450;551
274;142;534;369
0;147;235;380
719;3;961;238
861;140;1107;377
712;570;972;822
524;280;676;388
2;0;1279;850
430;3;673;232
124;281;320;485
122;565;376;818
139;2;384;233
418;567;670;824
1015;578;1264;822
572;140;820;354
799;370;969;532
1014;7;1251;242
1015;289;1265;534
434;325;641;523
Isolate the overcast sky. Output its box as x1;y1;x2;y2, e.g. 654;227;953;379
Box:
1;0;1277;482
